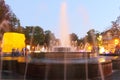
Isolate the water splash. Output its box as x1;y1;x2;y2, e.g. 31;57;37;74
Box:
60;2;69;80
0;19;10;80
59;1;70;47
24;27;35;80
98;58;105;80
24;55;29;80
30;27;35;47
44;63;50;80
90;30;105;80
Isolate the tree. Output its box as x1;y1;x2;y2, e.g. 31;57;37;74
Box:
0;0;20;40
33;26;45;45
69;33;78;46
70;33;78;41
0;0;10;40
77;38;84;46
110;21;120;37
24;26;45;46
87;29;96;46
0;0;10;24
44;30;56;47
9;13;21;32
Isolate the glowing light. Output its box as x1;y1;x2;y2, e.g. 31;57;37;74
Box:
2;32;25;52
98;58;106;62
114;39;119;45
87;46;92;52
26;45;30;50
34;50;41;53
97;35;102;41
99;46;105;54
41;47;46;52
59;1;70;47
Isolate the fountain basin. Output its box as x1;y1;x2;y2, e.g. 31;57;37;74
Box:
53;46;71;52
1;54;112;80
17;58;112;80
112;58;120;70
31;52;96;59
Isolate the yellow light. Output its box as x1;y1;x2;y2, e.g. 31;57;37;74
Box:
114;39;119;45
98;58;105;62
2;32;25;53
97;35;102;41
99;46;105;54
87;45;92;52
88;46;92;50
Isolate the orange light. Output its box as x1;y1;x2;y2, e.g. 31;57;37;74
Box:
87;46;92;52
88;46;92;50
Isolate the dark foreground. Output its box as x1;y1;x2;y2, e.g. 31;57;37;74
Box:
0;53;120;80
1;70;120;80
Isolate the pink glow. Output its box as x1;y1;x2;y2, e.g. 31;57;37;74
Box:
59;1;70;47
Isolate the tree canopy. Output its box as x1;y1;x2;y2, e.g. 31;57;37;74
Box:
0;0;20;40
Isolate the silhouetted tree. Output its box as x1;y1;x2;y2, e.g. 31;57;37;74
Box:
0;0;10;40
44;30;55;47
24;26;45;46
0;0;20;40
0;0;10;24
87;29;97;46
70;33;78;41
77;38;85;46
9;13;20;32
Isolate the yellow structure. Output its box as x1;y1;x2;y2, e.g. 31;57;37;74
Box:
2;32;25;53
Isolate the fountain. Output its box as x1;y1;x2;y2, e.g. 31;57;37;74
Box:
21;1;112;80
0;1;113;80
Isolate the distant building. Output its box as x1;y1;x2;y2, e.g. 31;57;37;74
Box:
101;26;120;53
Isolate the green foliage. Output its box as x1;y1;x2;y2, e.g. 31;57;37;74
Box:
33;26;45;45
9;13;21;31
24;26;45;46
44;30;55;46
87;29;97;45
0;0;21;40
0;0;11;40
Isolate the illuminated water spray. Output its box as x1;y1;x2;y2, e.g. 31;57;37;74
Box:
59;1;70;47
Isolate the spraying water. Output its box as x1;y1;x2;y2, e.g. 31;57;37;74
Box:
90;30;105;80
0;20;11;80
60;2;69;80
24;27;35;80
59;1;70;47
